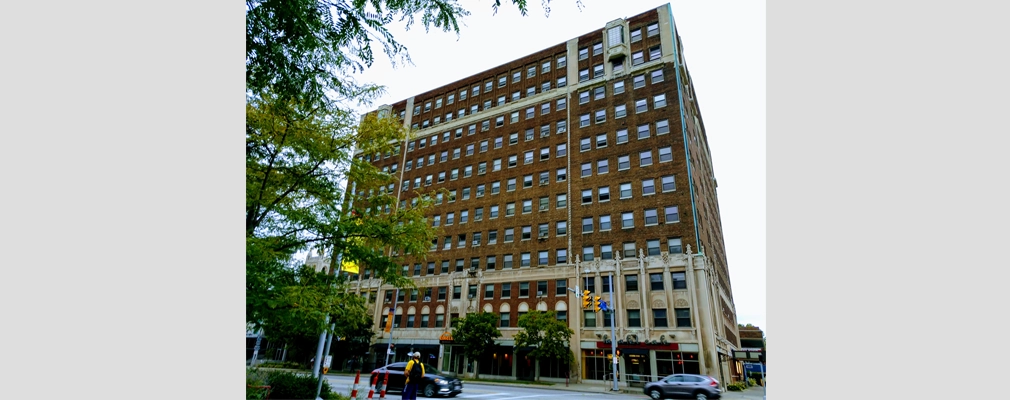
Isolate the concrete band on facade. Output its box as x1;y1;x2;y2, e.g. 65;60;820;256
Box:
307;2;746;389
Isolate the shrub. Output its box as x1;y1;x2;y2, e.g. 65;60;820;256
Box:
265;370;336;400
247;368;272;400
748;378;757;386
726;383;745;391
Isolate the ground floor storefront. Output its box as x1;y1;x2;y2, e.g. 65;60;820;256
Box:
580;341;703;387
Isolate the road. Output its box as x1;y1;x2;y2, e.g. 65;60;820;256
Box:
324;375;651;400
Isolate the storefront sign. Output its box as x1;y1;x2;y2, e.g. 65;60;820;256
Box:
596;334;678;350
439;332;454;344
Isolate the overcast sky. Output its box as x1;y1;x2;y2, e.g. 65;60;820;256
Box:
351;0;766;335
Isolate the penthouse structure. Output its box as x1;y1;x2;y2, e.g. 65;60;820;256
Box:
339;3;743;388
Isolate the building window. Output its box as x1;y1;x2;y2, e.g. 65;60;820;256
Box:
579;114;590;128
500;312;510;328
650;273;664;290
633;74;645;89
658;147;673;162
593;64;604;79
579;91;589;105
644;209;659;225
630;27;642;43
557;97;567;110
642;179;656;195
581;162;592;178
506;202;515;216
637;124;651;139
557;119;567;133
653;309;668;327
522;225;532;240
623;242;636;258
628;310;641;327
616;129;628;144
582;217;593;233
632;51;644;66
662;175;676;192
672;272;687;289
651;69;664;83
600;215;612;231
581;189;592;204
520;281;530;296
556;193;567;208
504;254;514;268
647;23;659;37
621;211;634;229
666;237;682;253
640;150;653;166
615;104;627;119
600;244;613;260
614;80;625;94
501;282;511;298
619;182;632;199
598;186;610;202
556;143;567;157
597;159;609;174
594;109;606;124
656;119;670;135
635;98;648;114
578;47;588;60
626;274;638;291
488;230;498;244
538;250;549;265
579;69;589;82
484;284;494;299
491;181;501;194
557;167;567;181
665;206;680;223
649;46;661;61
675;308;691;327
618;155;630;170
556;279;567;295
653;93;667;108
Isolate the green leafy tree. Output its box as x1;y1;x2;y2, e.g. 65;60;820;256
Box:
513;310;574;381
451;312;502;379
245;0;580;359
246;92;437;338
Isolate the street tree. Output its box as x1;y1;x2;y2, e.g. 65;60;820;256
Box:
246;0;581;357
451;312;501;379
513;310;574;381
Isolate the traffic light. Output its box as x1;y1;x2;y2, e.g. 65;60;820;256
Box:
582;290;591;308
593;296;602;312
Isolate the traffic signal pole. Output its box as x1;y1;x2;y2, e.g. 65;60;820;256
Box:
383;289;399;367
608;274;618;392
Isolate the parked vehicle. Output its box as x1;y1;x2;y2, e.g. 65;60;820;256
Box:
643;374;721;400
370;362;463;397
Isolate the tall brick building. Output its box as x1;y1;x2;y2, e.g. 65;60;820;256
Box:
338;3;743;387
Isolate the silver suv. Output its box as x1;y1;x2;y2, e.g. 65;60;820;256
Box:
643;374;721;400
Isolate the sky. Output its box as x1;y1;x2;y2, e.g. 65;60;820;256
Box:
351;0;767;335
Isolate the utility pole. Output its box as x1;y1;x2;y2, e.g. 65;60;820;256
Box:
608;274;618;392
384;289;400;366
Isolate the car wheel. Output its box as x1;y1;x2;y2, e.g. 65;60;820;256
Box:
648;389;663;399
424;384;437;397
693;391;709;400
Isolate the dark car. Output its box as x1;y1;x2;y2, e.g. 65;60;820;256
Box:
643;374;721;400
370;362;463;397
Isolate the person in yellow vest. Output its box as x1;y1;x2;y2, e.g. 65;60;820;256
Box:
403;352;425;400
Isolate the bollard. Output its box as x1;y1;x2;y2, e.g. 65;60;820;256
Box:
378;370;390;399
350;369;362;398
366;372;379;399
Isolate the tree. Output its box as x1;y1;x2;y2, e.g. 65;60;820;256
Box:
246;94;437;336
246;0;580;358
451;312;501;379
513;310;574;381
